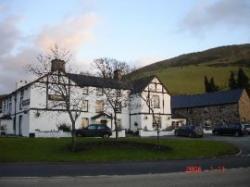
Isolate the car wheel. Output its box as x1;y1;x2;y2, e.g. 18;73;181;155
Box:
103;134;110;139
235;131;240;137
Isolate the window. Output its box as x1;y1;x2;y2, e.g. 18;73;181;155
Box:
116;90;121;97
96;88;103;96
97;125;106;130
187;108;193;114
8;100;12;113
81;100;88;111
81;118;89;128
117;118;122;130
88;125;97;130
152;95;160;108
153;116;161;128
2;101;5;112
96;100;104;112
154;83;157;91
19;90;24;110
219;106;224;112
82;87;88;95
115;102;122;113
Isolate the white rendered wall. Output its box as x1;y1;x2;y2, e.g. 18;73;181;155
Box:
130;77;173;133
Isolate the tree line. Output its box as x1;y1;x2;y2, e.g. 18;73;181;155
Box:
204;68;249;93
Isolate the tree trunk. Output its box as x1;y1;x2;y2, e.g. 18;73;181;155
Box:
157;126;160;149
71;121;76;151
114;112;118;140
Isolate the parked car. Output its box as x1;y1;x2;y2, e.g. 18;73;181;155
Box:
76;124;112;138
212;123;247;136
174;125;203;138
241;124;250;135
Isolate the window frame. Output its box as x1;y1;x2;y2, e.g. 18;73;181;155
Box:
152;95;160;108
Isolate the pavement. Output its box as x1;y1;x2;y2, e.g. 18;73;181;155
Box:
0;135;250;177
1;167;250;187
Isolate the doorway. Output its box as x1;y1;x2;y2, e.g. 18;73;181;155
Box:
18;115;22;136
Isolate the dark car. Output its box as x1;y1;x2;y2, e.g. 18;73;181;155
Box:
76;124;112;138
242;124;250;135
212;123;247;136
174;125;203;138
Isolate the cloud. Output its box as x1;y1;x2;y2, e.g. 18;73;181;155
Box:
0;9;98;93
36;12;98;52
180;0;250;33
0;50;36;92
0;16;21;56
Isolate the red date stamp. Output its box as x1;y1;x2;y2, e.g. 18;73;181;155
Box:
185;165;225;173
185;165;202;173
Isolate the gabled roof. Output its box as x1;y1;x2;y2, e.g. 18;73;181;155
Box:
130;76;155;94
91;112;112;120
67;73;130;90
171;89;244;109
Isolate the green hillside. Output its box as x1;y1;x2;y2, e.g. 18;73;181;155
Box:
129;44;250;95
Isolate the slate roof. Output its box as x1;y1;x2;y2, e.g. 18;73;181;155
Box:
171;89;244;109
67;73;157;93
67;73;130;90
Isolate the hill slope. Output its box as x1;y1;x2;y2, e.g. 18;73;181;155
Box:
129;44;250;95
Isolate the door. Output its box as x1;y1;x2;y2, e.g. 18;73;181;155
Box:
18;115;22;136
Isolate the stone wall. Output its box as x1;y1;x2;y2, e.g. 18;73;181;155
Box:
173;103;240;126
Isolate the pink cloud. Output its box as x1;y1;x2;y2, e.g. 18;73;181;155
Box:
36;12;98;52
0;11;99;93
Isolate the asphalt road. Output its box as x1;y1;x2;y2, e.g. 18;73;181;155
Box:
1;167;250;187
0;135;250;177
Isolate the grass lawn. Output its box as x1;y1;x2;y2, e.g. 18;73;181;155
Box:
0;137;239;162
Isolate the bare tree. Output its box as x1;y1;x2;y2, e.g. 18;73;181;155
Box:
27;44;86;151
93;58;132;139
134;87;161;148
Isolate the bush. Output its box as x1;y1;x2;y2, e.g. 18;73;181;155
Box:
57;124;71;132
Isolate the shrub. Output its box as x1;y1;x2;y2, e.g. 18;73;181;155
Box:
57;124;71;132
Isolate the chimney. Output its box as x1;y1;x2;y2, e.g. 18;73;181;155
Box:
114;69;122;80
51;59;66;72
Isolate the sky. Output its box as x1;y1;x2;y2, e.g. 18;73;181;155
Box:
0;0;250;93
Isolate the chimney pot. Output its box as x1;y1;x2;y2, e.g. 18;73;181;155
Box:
114;69;122;80
51;59;66;72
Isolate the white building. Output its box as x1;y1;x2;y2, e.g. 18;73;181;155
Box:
0;60;185;137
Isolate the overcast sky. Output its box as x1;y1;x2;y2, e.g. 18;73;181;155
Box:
0;0;250;93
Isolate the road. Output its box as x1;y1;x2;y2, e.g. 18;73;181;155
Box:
1;167;250;187
0;135;249;177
